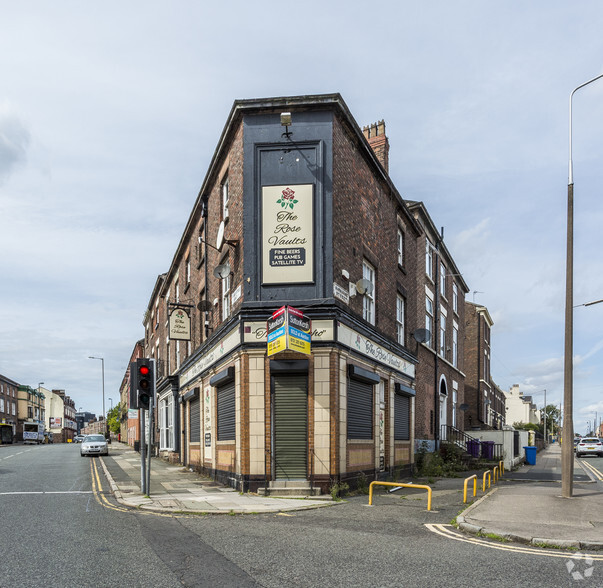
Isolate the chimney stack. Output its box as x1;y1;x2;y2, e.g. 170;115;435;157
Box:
362;120;389;173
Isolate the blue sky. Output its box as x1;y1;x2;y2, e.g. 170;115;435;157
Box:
1;1;602;433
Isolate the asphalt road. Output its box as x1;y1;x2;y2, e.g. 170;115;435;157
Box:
1;444;602;588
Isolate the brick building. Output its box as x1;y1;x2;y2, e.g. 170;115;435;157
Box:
0;373;19;443
406;202;469;450
143;94;424;493
463;301;505;430
16;385;45;441
45;389;77;443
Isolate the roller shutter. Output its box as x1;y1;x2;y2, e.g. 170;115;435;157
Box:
394;393;410;440
273;374;307;480
347;378;373;440
190;396;201;443
217;381;235;441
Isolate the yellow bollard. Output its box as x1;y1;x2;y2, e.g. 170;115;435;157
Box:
482;470;491;492
493;466;498;484
368;481;432;511
499;460;504;476
463;475;477;503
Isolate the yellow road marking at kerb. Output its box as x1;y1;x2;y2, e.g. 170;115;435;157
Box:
578;459;603;481
425;524;603;560
90;458;129;513
89;458;183;518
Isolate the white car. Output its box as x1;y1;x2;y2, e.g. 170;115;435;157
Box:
575;437;603;458
80;434;109;457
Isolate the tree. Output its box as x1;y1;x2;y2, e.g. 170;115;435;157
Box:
107;403;122;435
540;404;561;436
513;421;542;433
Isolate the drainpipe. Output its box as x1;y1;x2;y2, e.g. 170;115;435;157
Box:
434;228;444;450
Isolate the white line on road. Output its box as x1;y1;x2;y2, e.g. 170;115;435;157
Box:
0;491;94;495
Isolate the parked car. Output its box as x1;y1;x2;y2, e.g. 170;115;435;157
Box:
80;434;109;457
573;437;581;451
575;437;603;458
74;435;85;443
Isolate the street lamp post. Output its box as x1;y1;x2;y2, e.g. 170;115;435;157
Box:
88;356;106;438
563;72;603;499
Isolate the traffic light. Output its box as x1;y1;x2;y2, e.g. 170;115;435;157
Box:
136;358;155;410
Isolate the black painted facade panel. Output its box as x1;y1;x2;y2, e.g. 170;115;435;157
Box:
242;110;334;306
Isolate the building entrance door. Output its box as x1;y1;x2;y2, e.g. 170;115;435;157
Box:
272;374;308;480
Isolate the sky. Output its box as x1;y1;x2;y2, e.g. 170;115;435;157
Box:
1;1;602;435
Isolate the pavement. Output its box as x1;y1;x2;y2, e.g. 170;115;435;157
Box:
99;442;334;514
99;441;603;550
457;442;603;550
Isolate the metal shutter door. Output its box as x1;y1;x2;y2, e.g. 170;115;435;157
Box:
347;378;373;439
217;382;235;441
190;396;200;443
394;393;410;440
274;374;307;480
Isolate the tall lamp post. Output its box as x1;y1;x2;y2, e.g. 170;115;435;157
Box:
563;72;603;498
88;356;106;438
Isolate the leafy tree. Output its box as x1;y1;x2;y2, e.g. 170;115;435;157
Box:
107;403;122;435
513;421;542;433
540;404;561;436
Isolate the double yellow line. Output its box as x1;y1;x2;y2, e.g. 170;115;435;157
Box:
578;458;603;481
89;458;129;513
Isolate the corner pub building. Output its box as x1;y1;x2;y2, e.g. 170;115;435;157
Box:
143;94;424;494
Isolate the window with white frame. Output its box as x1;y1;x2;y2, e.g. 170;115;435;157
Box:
440;262;446;297
396;294;405;345
425;295;434;347
452;323;459;367
439;311;446;357
222;273;231;320
12;401;16;416
426;240;434;280
186;256;191;286
452;385;458;428
362;260;375;325
452;283;458;314
0;398;4;413
222;177;229;220
397;229;404;266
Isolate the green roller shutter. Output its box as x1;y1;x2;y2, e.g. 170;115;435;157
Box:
273;374;307;480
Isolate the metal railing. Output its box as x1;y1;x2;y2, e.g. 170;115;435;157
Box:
442;425;478;453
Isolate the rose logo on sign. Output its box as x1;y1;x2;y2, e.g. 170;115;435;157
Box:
277;187;298;210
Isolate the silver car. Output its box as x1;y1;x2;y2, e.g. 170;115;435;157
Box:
80;434;109;457
575;437;603;458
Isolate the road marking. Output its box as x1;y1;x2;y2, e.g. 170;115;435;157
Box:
0;491;93;495
578;459;603;481
425;524;603;560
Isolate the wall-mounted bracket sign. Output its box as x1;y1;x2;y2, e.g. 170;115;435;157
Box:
168;304;192;341
267;306;312;357
262;184;314;284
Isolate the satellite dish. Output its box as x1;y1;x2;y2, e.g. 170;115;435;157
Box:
216;220;226;251
213;263;231;279
197;299;212;312
355;278;374;296
412;328;431;343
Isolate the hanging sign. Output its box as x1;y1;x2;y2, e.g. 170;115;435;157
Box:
169;307;191;341
267;306;287;357
266;306;311;357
